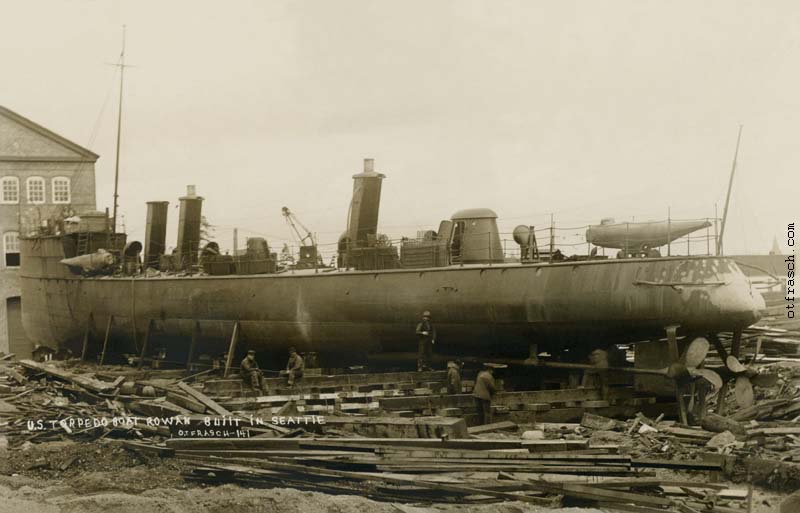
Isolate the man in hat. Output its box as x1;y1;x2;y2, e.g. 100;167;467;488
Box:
240;349;263;393
415;311;436;371
472;363;497;425
446;359;463;395
285;347;305;387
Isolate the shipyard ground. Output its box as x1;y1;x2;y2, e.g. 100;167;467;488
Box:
0;437;785;513
4;321;800;513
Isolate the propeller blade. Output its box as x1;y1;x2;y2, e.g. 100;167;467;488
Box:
734;376;755;408
750;372;780;388
690;368;723;391
683;337;710;368
726;355;747;374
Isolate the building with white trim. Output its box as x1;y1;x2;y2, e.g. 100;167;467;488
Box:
0;106;98;357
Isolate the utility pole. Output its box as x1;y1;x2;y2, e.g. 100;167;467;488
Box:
717;125;743;256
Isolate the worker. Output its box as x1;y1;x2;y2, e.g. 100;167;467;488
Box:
446;360;463;394
285;346;305;387
240;349;263;393
473;363;497;425
415;310;436;371
581;348;610;399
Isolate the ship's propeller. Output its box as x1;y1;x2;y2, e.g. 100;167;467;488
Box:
683;336;709;369
709;332;779;410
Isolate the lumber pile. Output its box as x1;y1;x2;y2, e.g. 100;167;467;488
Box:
136;434;754;510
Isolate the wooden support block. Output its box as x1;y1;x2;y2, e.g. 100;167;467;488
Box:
582;400;610;408
522;403;551;412
467;421;518;435
437;407;463;417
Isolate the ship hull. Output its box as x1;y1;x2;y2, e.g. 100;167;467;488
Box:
20;236;764;363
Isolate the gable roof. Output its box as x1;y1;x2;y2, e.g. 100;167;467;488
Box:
0;105;99;162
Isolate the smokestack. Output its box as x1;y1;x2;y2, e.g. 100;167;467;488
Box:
144;201;169;269
347;158;385;248
176;185;204;268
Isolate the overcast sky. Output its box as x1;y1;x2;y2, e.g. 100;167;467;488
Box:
1;0;797;258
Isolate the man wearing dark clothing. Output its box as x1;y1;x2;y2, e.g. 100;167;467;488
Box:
473;364;497;425
446;360;462;394
241;350;262;393
285;347;305;387
415;311;436;372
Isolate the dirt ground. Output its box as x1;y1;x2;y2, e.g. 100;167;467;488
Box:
0;440;785;513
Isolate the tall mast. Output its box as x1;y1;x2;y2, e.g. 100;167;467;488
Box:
717;125;743;256
112;25;127;233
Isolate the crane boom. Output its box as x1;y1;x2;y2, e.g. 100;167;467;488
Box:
281;206;315;246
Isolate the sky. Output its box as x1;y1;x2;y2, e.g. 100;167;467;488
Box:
1;0;797;259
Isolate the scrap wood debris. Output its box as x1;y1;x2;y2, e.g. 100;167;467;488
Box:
0;355;798;511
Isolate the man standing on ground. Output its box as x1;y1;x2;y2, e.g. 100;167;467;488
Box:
473;363;497;425
285;347;305;387
446;360;463;394
241;349;262;394
415;311;436;371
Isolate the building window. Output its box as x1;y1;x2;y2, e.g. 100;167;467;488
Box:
52;177;70;204
4;232;20;267
1;176;19;204
27;176;45;204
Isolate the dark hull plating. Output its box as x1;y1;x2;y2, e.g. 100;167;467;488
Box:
20;237;765;361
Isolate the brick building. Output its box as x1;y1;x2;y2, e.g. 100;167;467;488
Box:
0;105;98;357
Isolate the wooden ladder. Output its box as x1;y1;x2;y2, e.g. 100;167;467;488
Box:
76;231;90;255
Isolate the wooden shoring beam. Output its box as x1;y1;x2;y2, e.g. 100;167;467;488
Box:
223;321;240;378
80;312;95;361
137;319;154;369
99;315;114;365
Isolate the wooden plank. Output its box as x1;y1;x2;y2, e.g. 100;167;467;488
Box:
166;391;206;413
167;437;301;450
181;458;560;507
631;458;722;471
223;321;239;378
122;441;175;457
322;415;468;438
747;427;800;436
376;449;630;463
167;437;527;452
261;370;447;389
467;421;517;435
137;319;153;369
99;315;113;365
178;381;231;416
374;464;633;474
19;360;116;393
